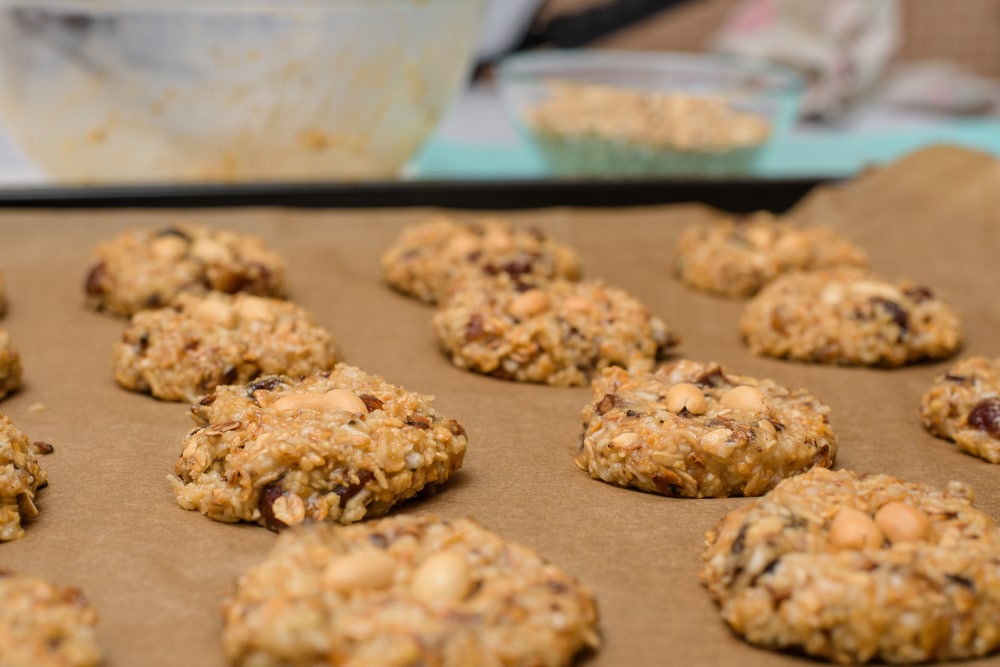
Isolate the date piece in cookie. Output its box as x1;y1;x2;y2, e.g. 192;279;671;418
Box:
0;414;47;542
921;356;1000;463
381;215;582;305
84;223;287;317
0;572;103;667
674;212;867;298
433;275;679;386
0;329;23;401
223;514;600;667
701;467;1000;664
576;360;835;498
113;292;341;403
173;365;467;528
740;267;962;367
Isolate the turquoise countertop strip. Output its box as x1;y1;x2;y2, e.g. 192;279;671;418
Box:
412;138;549;180
757;119;1000;178
412;118;1000;180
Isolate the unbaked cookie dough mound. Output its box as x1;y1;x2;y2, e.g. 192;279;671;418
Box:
0;329;23;401
84;223;287;317
381;215;582;304
0;573;103;667
921;356;1000;463
701;467;1000;664
0;414;47;542
674;212;867;298
576;360;836;498
223;514;600;667
113;292;341;403
432;275;679;386
173;365;468;528
740;267;962;367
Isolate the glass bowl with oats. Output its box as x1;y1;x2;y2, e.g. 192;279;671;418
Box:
497;50;802;178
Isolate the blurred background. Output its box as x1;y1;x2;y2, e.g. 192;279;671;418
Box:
0;0;998;187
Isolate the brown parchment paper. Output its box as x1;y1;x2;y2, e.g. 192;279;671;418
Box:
0;146;999;666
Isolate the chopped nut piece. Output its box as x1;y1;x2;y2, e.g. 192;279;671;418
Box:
829;506;884;550
411;551;472;605
720;385;768;413
482;229;514;252
323;388;369;415
272;393;332;413
149;234;188;262
611;432;640;448
874;502;930;543
508;288;549;319
323;549;396;593
270;493;306;527
193;297;237;328
665;382;707;415
561;296;594;314
190;238;229;263
236;295;276;322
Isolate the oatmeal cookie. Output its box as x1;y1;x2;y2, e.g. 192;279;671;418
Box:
0;329;23;400
740;267;962;367
576;360;836;498
223;514;600;667
113;292;340;403
673;212;867;298
0;414;46;542
380;215;581;304
84;224;287;317
701;467;1000;664
920;356;1000;463
0;572;103;667
172;365;467;528
432;275;678;386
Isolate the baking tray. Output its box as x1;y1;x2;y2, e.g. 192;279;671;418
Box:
0;183;998;666
0;177;827;213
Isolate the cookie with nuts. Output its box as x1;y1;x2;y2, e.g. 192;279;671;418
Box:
673;212;867;298
0;572;103;667
223;514;600;666
920;356;1000;463
84;224;287;317
433;274;679;386
0;414;47;542
380;215;582;305
113;292;341;403
576;360;836;498
0;329;23;401
740;267;962;367
172;364;467;528
701;467;1000;664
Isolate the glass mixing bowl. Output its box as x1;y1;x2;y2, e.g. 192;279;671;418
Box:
0;0;484;183
498;50;803;178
